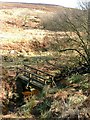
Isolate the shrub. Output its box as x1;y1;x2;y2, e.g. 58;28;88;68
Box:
17;96;36;117
67;74;83;84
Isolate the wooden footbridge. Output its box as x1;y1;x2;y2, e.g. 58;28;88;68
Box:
16;64;55;95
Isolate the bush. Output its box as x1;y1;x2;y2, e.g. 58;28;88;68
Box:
17;96;36;117
67;74;83;84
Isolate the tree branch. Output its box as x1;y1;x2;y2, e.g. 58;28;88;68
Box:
66;17;87;47
59;48;88;63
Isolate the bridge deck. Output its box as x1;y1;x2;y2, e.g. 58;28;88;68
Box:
16;64;55;91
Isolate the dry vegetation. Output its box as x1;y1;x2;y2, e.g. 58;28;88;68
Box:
0;2;90;119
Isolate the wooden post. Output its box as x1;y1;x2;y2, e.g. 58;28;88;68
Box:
16;67;19;76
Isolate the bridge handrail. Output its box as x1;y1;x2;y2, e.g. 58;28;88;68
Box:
24;64;54;77
16;67;51;82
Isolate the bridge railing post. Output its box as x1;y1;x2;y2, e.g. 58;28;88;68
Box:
16;67;21;76
16;67;19;76
48;76;56;87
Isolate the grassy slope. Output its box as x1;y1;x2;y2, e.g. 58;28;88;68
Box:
1;2;89;119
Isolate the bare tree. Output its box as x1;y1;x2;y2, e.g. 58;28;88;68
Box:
50;1;90;67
